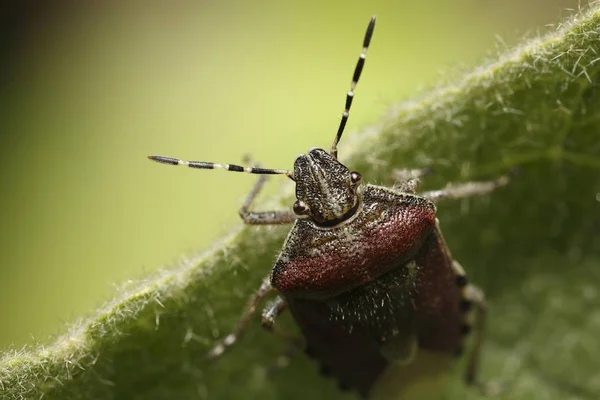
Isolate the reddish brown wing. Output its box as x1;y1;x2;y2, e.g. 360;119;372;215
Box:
414;226;464;355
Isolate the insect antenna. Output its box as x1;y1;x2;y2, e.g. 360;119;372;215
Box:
330;16;376;159
148;155;294;179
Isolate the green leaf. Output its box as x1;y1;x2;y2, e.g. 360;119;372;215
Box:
2;6;600;400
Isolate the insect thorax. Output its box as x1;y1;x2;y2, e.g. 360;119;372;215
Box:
271;185;437;299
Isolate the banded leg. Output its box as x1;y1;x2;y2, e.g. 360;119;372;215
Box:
464;284;486;386
421;174;509;203
207;276;274;358
239;174;297;225
452;261;486;387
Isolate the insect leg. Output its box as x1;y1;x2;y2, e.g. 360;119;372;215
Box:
262;297;306;375
463;284;486;385
239;174;297;225
261;296;287;329
421;174;509;203
207;275;273;358
262;296;304;347
452;260;486;386
391;168;431;193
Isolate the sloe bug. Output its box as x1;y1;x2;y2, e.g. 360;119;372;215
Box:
149;16;509;398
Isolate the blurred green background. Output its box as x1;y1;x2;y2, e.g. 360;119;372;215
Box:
0;0;589;350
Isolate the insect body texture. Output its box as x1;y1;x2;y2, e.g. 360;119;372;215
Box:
149;16;508;399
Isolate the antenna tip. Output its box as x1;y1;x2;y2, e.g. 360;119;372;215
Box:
148;155;164;163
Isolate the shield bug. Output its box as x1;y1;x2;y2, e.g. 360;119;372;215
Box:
149;16;509;398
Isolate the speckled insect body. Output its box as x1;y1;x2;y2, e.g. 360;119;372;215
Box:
150;16;508;398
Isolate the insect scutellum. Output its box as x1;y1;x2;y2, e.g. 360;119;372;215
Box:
148;17;377;225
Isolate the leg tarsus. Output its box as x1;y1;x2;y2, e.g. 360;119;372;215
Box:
239;174;296;225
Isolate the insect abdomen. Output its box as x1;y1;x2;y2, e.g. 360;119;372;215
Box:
286;227;468;398
287;297;387;397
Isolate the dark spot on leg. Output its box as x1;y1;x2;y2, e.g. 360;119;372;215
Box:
455;275;468;287
460;300;473;312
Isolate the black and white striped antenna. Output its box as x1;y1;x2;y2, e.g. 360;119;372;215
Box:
149;17;376;176
148;155;293;179
330;16;376;159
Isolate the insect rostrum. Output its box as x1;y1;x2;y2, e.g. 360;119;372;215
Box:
149;16;509;399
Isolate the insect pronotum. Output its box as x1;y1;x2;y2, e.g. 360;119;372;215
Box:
149;16;509;398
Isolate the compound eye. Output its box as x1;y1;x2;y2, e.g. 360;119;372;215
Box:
293;200;310;216
350;171;362;184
